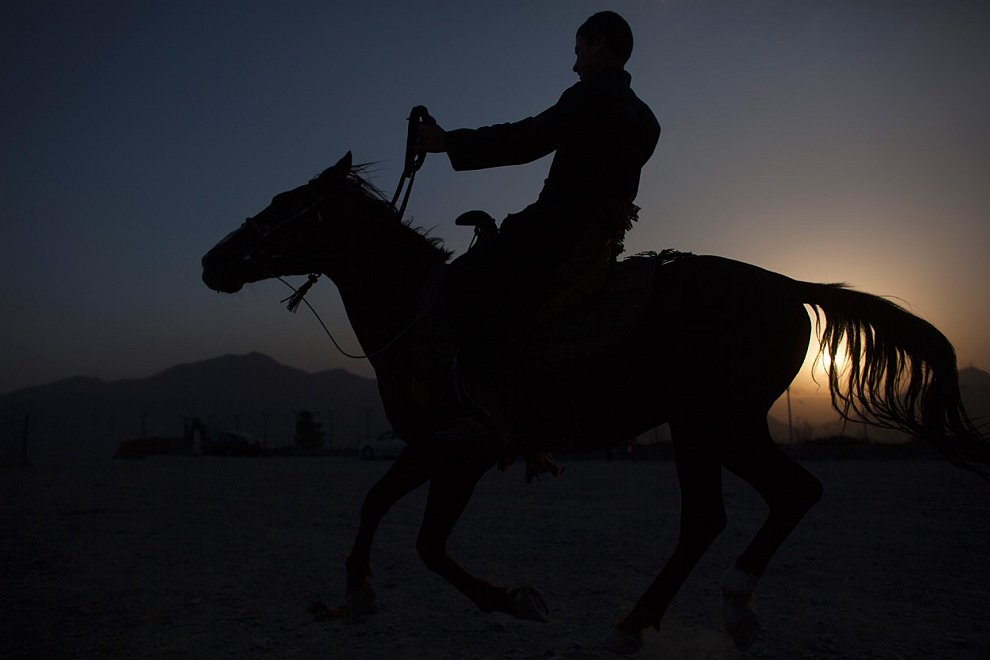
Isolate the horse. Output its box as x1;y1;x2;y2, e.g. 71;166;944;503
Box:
201;152;987;654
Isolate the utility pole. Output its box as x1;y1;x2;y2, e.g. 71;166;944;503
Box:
21;414;29;466
786;387;794;444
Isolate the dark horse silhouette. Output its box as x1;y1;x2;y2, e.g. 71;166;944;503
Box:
201;152;987;654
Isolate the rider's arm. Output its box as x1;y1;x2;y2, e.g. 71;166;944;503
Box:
442;86;577;172
417;123;446;154
444;115;556;171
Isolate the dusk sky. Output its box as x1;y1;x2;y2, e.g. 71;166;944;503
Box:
2;1;987;396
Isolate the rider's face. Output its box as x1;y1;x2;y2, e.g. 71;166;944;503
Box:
573;35;605;81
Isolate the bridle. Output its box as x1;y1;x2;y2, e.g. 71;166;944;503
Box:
243;106;439;360
240;187;326;265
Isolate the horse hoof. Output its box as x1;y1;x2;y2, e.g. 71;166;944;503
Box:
602;626;643;655
307;600;355;621
722;594;760;650
510;586;550;622
721;568;761;650
346;583;377;617
726;612;761;651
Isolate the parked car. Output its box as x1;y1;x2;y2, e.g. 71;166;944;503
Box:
201;430;259;456
359;431;406;459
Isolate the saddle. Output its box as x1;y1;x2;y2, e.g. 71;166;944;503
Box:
448;210;659;371
519;252;660;374
408;228;686;381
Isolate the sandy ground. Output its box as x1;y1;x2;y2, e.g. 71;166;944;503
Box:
3;456;988;659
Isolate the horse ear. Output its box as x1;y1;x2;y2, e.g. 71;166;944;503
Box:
333;151;352;175
314;152;353;186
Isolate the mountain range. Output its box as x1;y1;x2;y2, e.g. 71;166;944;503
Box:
1;354;986;463
0;353;387;462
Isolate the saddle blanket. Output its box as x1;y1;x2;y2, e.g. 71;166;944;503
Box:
409;250;690;379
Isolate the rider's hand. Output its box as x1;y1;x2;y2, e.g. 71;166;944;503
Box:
416;123;446;154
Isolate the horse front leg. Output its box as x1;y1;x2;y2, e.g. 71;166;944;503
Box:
343;447;432;615
415;451;550;622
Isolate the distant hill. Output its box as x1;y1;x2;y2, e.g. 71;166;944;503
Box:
3;356;986;463
0;353;388;462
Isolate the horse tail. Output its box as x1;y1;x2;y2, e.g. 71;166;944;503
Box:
797;282;988;475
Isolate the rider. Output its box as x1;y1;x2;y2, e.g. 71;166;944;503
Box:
417;11;661;449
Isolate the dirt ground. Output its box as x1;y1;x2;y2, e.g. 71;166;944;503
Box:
3;455;988;659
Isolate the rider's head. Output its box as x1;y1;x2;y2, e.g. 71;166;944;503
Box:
573;11;633;80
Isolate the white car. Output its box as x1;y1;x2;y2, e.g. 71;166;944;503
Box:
359;431;406;459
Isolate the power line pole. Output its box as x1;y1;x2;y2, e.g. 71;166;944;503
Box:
21;414;30;466
786;387;794;444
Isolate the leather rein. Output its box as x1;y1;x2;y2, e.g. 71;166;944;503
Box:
390;105;436;220
273;106;439;359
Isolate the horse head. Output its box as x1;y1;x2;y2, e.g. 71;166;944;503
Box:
202;152;365;293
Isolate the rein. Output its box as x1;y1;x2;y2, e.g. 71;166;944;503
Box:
389;105;436;220
265;107;440;360
275;272;441;361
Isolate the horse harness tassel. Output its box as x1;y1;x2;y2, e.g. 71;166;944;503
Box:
283;273;321;312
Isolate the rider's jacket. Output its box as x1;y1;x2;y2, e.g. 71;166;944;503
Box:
443;68;660;246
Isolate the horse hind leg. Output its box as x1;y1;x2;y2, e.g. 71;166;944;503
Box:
719;419;824;650
609;420;728;653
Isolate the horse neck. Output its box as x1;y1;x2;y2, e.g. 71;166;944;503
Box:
326;220;442;370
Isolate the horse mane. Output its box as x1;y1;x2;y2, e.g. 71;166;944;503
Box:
346;164;453;264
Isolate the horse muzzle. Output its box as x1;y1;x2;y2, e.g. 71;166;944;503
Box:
201;250;248;293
